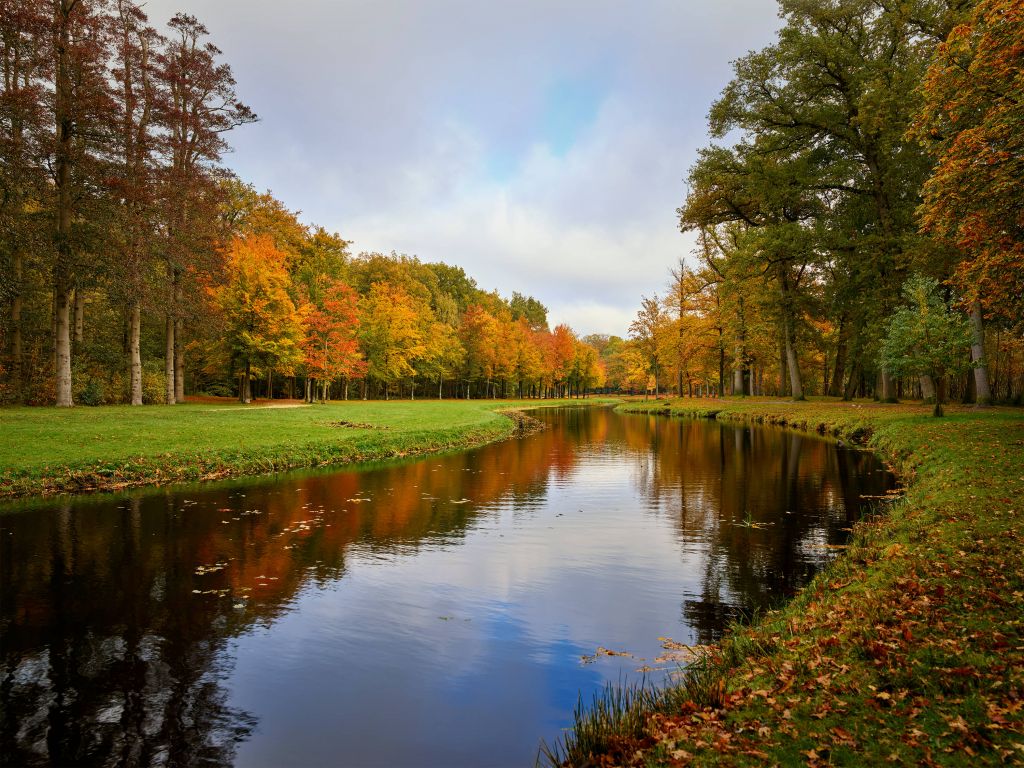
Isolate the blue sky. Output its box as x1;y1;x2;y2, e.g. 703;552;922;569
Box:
144;0;782;335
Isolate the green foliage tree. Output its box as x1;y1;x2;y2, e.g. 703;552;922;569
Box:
880;275;972;416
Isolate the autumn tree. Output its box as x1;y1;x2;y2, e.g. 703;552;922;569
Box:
158;12;255;404
212;236;303;403
109;0;162;405
47;0;115;406
459;304;499;398
301;279;363;402
412;320;463;399
911;0;1024;404
629;296;668;398
359;282;428;399
1;0;50;398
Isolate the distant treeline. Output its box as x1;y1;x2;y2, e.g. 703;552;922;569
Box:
623;0;1023;407
0;1;611;405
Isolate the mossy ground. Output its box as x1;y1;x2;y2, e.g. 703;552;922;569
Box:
0;398;606;498
547;397;1024;767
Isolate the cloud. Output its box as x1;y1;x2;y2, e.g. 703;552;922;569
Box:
141;0;781;335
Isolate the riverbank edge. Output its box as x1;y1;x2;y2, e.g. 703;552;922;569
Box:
549;398;1023;766
0;401;583;500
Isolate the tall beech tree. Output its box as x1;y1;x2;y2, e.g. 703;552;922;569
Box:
48;0;115;406
158;13;255;404
109;0;162;405
1;1;49;398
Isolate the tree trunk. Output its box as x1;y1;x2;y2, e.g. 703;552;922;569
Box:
266;368;273;400
732;345;744;396
73;288;84;346
53;3;75;408
718;328;725;396
164;312;175;404
879;368;897;403
828;321;847;398
919;374;936;403
10;249;23;394
934;375;946;417
174;316;184;402
129;302;143;405
54;284;73;407
969;299;992;405
782;315;804;400
241;359;251;403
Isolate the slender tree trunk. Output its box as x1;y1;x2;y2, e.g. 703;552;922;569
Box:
54;284;73;406
266;369;273;400
174;316;184;402
53;3;75;408
241;359;251;403
164;312;175;404
969;299;991;405
129;302;143;405
73;288;84;346
828;319;847;397
10;249;23;394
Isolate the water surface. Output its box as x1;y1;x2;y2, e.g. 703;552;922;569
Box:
0;406;894;767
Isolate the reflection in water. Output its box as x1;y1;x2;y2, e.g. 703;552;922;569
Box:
0;407;893;767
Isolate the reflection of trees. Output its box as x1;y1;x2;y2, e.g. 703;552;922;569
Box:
0;420;578;766
619;414;893;644
0;407;893;762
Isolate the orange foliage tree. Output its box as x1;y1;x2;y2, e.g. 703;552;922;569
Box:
912;0;1024;327
212;236;303;403
359;282;428;399
302;279;364;402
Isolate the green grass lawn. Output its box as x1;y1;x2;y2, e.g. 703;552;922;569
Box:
547;397;1024;767
0;398;608;497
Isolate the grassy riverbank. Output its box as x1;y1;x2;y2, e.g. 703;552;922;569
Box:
0;398;606;498
548;397;1024;767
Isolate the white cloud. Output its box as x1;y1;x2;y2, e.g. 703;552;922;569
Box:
141;0;782;335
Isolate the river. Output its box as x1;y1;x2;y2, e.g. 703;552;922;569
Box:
0;406;894;767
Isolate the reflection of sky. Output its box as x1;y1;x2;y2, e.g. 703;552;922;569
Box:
229;448;706;766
